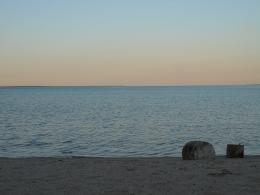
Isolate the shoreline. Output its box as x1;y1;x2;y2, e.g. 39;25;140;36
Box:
1;156;260;195
1;155;260;159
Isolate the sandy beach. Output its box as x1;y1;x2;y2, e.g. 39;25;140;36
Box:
0;156;259;195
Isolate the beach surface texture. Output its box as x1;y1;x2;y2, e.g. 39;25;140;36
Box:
0;157;259;195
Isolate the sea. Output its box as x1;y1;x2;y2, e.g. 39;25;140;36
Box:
0;86;259;157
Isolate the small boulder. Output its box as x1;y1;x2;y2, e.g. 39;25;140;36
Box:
182;141;216;160
226;144;244;158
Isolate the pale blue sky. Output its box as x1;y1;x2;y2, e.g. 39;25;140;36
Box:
0;0;260;85
1;1;259;41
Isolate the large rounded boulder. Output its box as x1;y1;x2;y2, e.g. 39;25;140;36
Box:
182;141;216;160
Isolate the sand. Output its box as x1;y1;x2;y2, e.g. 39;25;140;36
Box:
0;156;260;195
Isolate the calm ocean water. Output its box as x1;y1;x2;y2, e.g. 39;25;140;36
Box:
0;86;260;157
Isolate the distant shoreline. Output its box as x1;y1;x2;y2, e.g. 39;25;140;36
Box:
0;84;259;88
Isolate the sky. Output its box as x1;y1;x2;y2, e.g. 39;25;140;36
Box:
0;0;260;86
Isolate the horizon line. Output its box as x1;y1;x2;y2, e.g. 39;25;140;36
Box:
0;84;259;88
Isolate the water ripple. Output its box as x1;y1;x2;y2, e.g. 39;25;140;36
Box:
0;86;260;157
